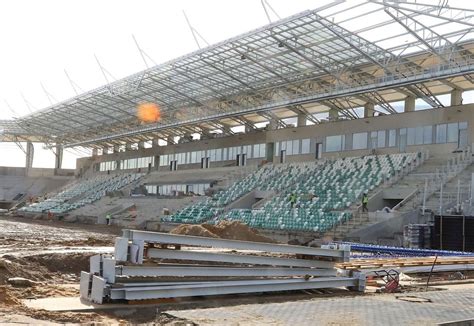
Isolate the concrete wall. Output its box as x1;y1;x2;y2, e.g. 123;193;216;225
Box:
0;166;74;177
76;104;474;174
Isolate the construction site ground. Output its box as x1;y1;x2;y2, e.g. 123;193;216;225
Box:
1;216;473;325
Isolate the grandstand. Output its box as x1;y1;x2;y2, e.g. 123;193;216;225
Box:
1;1;473;246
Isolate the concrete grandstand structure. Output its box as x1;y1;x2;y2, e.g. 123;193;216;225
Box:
1;1;474;245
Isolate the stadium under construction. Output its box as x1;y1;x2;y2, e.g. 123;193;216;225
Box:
1;1;474;324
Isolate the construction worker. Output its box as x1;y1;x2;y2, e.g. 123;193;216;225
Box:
106;214;111;225
289;193;297;208
362;193;369;212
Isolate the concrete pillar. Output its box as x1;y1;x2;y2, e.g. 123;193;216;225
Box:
268;118;278;130
364;102;375;118
328;108;338;120
152;138;160;147
25;142;34;169
297;113;307;127
92;148;98;157
167;136;174;145
138;141;145;149
126;143;133;151
404;96;415;112
451;88;463;106
113;145;120;153
102;146;108;155
54;144;63;170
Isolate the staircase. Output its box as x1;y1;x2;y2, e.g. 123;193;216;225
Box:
324;149;473;240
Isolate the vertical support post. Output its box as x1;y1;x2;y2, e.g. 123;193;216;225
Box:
297;113;307;127
25;142;34;171
54;144;63;170
439;182;443;250
422;178;428;215
363;102;374;118
470;173;474;205
450;88;463;106
456;179;461;214
404;95;415;112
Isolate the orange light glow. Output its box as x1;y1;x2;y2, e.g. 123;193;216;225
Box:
137;102;161;123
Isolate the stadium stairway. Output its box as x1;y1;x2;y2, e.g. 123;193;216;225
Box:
327;149;473;241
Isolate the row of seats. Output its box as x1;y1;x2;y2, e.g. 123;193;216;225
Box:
165;153;419;232
19;173;143;214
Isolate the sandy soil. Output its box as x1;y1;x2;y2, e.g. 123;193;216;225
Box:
0;216;192;325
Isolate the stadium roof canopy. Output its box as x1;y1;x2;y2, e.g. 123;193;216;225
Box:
1;0;474;148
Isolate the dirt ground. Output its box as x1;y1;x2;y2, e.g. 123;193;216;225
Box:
0;216;193;325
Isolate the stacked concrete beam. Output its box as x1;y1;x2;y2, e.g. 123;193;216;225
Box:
80;230;365;304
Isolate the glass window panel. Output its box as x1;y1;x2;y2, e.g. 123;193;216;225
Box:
388;129;396;147
292;140;299;155
377;130;386;148
436;124;447;144
286;140;292;155
353;132;368;150
459;121;467;130
423;125;432;144
253;144;260;158
326;135;343;152
407;128;416;145
415;126;424;145
275;142;280;154
447;123;459;143
301;139;310;154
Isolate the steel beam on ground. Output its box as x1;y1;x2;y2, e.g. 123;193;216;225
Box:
146;249;335;269
123;230;349;260
109;277;361;300
117;265;337;278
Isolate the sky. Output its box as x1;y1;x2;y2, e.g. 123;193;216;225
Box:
0;0;325;169
0;0;473;169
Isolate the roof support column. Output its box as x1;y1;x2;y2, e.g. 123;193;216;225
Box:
167;136;174;145
138;141;145;149
54;144;63;170
25;142;34;171
268;118;278;130
152;138;160;147
92;148;98;157
328;108;338;120
451;88;463;106
126;143;133;151
297;113;307;127
113;145;120;153
404;96;416;112
364;102;375;118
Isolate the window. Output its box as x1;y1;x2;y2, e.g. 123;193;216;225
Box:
415;126;424;145
275;142;280;154
407;128;416;145
423;125;433;145
436;124;447;144
388;129;396;147
377;130;386;148
301;139;310;154
246;145;252;159
292;140;299;155
286;140;293;155
353;132;368;150
447;123;459;143
325;135;344;152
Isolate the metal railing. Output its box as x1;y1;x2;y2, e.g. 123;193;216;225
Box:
419;147;473;215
